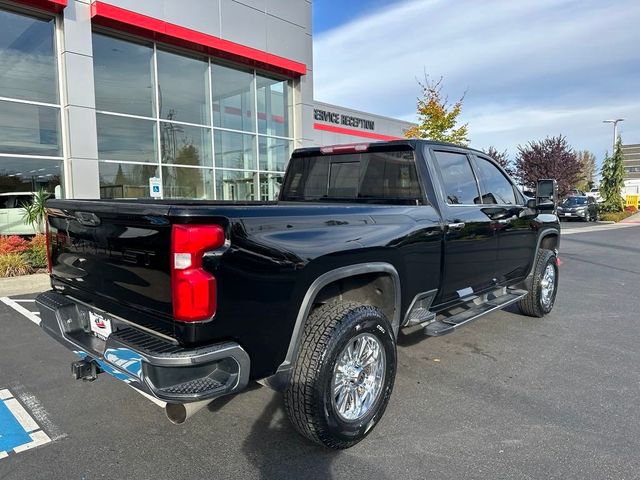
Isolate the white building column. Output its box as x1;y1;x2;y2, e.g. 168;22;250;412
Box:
60;0;100;198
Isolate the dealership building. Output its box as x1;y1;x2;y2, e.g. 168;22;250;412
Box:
0;0;413;202
622;144;640;181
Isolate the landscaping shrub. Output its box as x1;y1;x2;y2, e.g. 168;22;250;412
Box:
0;253;32;277
600;211;633;222
26;234;48;269
0;235;29;255
624;205;638;214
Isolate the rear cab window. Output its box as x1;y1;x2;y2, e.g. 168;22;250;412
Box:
432;150;481;205
280;147;424;205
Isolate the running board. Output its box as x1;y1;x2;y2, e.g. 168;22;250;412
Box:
424;288;528;337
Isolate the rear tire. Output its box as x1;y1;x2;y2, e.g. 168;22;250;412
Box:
518;249;558;317
284;301;396;449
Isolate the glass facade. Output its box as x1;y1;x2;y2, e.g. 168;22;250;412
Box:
0;8;63;200
94;32;293;200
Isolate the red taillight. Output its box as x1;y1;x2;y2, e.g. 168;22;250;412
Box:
45;216;52;273
171;225;225;322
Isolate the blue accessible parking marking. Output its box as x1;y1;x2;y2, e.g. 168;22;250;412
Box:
0;389;51;459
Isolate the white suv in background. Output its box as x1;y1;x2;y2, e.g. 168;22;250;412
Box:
0;192;37;235
587;188;602;203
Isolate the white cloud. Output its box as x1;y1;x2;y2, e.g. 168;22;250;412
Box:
313;0;640;162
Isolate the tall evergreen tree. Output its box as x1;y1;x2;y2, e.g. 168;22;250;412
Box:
599;136;625;212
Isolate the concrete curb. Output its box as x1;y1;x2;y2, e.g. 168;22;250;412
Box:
0;273;50;297
620;212;640;224
596;221;616;225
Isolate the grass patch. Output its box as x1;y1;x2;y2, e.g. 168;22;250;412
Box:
0;253;33;277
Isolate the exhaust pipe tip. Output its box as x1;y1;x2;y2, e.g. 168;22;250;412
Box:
165;398;214;424
165;403;188;425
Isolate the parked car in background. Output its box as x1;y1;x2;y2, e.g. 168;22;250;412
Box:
566;188;586;197
587;187;601;202
0;192;37;235
557;195;598;221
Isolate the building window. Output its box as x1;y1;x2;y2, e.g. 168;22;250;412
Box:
0;7;63;235
93;33;154;117
93;32;294;200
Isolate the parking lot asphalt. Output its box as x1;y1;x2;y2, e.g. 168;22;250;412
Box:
1;224;639;480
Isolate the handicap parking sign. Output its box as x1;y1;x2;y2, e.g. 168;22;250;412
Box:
149;177;162;198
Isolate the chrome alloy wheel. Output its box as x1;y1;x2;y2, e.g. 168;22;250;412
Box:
332;333;386;422
540;263;556;309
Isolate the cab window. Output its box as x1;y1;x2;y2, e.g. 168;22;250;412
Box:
474;156;518;205
433;151;481;205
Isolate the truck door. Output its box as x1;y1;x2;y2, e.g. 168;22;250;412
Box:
429;149;498;304
471;154;536;283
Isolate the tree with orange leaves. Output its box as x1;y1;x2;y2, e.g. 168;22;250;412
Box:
404;75;469;146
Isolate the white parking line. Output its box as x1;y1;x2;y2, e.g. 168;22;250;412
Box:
0;297;40;325
12;430;51;454
562;223;639;235
4;398;40;432
0;388;53;459
13;299;36;303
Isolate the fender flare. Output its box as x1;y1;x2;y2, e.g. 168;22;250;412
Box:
521;228;560;289
264;262;401;390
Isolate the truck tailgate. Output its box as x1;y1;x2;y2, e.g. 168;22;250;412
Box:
46;200;175;321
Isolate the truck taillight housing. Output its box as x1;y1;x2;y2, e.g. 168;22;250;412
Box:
45;216;52;273
171;224;225;323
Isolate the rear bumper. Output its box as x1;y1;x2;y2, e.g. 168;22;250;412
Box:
36;291;250;403
558;211;586;217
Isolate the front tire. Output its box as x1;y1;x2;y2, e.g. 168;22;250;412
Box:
518;249;558;317
284;301;396;449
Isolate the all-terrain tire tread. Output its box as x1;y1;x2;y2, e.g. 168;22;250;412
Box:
283;301;373;449
517;248;556;317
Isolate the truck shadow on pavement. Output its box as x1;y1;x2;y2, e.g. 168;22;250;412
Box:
234;387;391;480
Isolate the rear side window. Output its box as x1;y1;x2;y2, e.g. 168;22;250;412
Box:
474;156;518;205
280;150;423;204
433;151;480;205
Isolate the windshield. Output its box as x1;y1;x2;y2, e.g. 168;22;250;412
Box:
280;149;423;204
562;197;587;206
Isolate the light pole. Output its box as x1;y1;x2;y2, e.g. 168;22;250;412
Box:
603;118;624;153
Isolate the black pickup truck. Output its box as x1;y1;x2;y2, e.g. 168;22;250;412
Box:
36;140;560;449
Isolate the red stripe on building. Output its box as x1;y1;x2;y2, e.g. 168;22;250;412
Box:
91;2;307;78
313;123;403;141
12;0;67;13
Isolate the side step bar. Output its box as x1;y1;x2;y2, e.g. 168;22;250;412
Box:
424;288;528;337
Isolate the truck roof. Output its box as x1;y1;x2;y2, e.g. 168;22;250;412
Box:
292;139;487;157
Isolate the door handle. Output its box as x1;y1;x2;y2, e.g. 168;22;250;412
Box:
497;215;517;224
447;222;466;231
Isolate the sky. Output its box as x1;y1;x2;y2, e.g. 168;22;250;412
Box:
312;0;640;166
